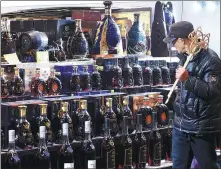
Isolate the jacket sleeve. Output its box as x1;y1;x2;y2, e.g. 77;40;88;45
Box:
183;57;221;100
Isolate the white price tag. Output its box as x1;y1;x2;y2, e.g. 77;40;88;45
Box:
3;53;21;64
36;51;49;63
64;163;74;169
40;68;50;81
88;160;96;169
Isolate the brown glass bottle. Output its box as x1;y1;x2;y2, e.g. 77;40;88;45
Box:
132;114;147;169
120;96;134;134
122;58;134;87
46;69;62;95
70;66;81;92
37;104;53;145
1;67;9;97
105;98;118;137
35;126;51;169
3;130;21;169
156;95;168;128
143;61;153;85
165;110;173;161
75;100;92;141
11;67;24;96
116;116;133;169
136;97;153;129
111;58;123;88
101;117;115;169
132;59;143;86
59;102;74;141
91;65;102;90
82;121;96;169
80;65;92;91
30;69;47;97
148;111;161;166
15;105;34;149
58;123;75;169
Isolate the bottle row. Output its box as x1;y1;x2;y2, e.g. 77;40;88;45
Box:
2;113;172;169
1;95;170;149
1;57;178;98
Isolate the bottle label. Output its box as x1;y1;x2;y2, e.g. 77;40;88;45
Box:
9;131;15;142
85;121;91;133
139;145;147;163
107;149;115;168
161;112;167;122
63;123;69;135
88;160;96;169
124;147;132;166
64;163;74;169
52;82;59;92
154;142;161;161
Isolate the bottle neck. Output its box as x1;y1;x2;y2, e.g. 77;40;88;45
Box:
134;15;140;23
73;68;78;74
8;141;15;150
83;68;88;73
62;134;70;145
76;20;82;32
104;128;111;138
136;123;142;133
50;71;55;78
85;132;91;141
36;72;40;79
39;137;47;148
105;8;111;16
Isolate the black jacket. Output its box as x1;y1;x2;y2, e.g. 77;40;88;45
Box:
173;48;221;134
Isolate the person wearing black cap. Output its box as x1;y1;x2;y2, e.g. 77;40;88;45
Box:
164;21;221;169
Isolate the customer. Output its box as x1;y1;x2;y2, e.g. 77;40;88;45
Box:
163;21;221;169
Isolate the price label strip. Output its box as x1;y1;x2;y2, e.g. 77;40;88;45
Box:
88;160;96;169
36;51;49;63
64;163;74;169
3;53;21;64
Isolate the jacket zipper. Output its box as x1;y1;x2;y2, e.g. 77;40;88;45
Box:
179;82;183;131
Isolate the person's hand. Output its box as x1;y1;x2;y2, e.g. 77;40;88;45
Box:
176;66;189;82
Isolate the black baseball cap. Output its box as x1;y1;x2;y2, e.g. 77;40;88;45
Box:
163;21;194;44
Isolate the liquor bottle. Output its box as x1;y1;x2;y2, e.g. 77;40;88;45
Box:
1;67;9;97
145;24;151;55
70;19;89;59
143;61;153;85
101;118;115;169
51;101;60;143
132;59;143;86
164;110;173;161
122;57;134;87
57;123;75;169
152;61;163;86
156;95;169;127
136;97;153;129
76;100;92;141
3;130;21;169
80;65;92;91
120;96;134;134
132;114;147;169
82;121;96;169
111;58;123;88
15;105;34;149
91;65;102;90
1;122;5;149
161;61;171;85
37;104;53;145
11;67;24;96
148;111;161;166
105;98;118;137
59;102;74;141
35;126;51;169
70;66;81;92
127;13;147;55
46;69;62;95
30;69;47;97
117;116;133;169
93;1;123;55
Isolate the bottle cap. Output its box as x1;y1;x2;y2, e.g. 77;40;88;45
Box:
18;105;27;117
39;104;47;115
39;126;46;138
61;102;69;112
106;98;112;107
62;123;69;135
9;130;15;142
123;96;129;105
80;100;87;109
85;121;91;133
